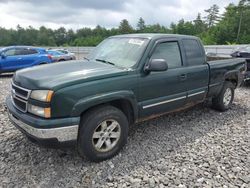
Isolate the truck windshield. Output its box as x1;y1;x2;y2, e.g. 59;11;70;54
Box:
87;37;149;68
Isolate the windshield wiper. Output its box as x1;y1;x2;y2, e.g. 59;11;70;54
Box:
83;57;89;61
95;59;115;66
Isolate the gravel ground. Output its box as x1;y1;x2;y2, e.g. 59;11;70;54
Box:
0;75;249;188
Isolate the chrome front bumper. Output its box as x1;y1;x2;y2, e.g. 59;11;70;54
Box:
8;112;79;142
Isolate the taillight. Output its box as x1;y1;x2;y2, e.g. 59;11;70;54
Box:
48;54;52;59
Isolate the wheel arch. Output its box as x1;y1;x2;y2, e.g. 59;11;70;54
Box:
224;70;239;87
71;91;138;124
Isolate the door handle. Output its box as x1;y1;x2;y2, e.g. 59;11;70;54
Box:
18;58;22;60
180;74;187;81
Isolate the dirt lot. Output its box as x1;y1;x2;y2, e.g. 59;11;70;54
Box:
0;75;249;188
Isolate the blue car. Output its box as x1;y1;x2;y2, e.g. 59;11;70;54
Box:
0;46;53;74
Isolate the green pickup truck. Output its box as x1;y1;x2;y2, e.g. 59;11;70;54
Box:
6;34;246;162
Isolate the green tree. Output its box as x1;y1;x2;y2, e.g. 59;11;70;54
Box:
0;2;249;47
0;27;13;46
210;1;250;44
204;4;220;28
136;17;146;31
170;22;177;34
118;19;133;34
236;0;250;43
37;26;56;46
54;27;67;46
193;13;206;34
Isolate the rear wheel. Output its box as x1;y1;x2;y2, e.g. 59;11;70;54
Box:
39;62;48;65
77;105;129;162
212;81;235;111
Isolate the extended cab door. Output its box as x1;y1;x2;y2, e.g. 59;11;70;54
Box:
138;39;187;117
181;39;209;103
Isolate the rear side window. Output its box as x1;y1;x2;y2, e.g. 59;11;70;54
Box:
59;50;68;54
15;48;38;55
151;41;182;69
182;39;204;66
27;49;38;54
15;48;25;55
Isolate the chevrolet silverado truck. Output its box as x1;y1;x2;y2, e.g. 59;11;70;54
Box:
6;34;246;162
245;60;250;83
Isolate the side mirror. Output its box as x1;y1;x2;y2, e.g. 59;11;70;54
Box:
144;59;168;73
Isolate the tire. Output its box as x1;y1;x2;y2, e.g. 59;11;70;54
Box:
212;81;235;111
39;62;48;65
77;105;129;162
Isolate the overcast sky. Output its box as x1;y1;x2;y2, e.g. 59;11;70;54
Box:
0;0;239;30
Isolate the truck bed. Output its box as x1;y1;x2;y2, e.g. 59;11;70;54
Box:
207;56;232;61
207;58;246;97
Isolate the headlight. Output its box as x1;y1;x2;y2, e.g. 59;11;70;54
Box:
28;104;51;118
30;90;54;102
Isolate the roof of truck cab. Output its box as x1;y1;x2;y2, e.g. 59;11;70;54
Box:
111;33;199;40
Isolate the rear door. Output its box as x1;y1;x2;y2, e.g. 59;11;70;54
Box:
138;39;187;117
15;48;39;68
181;39;209;104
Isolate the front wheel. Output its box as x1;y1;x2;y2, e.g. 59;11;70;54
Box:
212;81;235;111
77;105;129;162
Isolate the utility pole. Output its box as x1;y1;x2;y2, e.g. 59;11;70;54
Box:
236;11;243;44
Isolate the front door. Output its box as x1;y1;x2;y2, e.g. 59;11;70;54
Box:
138;39;187;118
1;48;18;71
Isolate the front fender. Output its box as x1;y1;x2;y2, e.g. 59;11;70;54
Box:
71;90;138;118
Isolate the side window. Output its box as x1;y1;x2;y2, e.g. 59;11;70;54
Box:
27;49;38;55
61;50;68;54
183;39;204;66
15;48;26;55
4;49;16;56
151;41;182;69
15;48;38;55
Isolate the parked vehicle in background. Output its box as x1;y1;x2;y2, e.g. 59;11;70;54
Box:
231;45;250;83
231;45;250;59
0;46;52;74
6;34;246;162
47;50;75;62
53;49;76;60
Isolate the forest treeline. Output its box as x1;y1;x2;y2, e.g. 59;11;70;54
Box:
0;0;249;46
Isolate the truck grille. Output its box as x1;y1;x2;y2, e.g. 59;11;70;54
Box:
11;82;31;112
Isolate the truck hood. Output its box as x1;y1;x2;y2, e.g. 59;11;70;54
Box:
13;60;128;90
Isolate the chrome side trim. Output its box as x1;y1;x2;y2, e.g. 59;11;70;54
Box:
8;112;79;142
209;82;221;88
143;96;186;109
188;91;205;97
